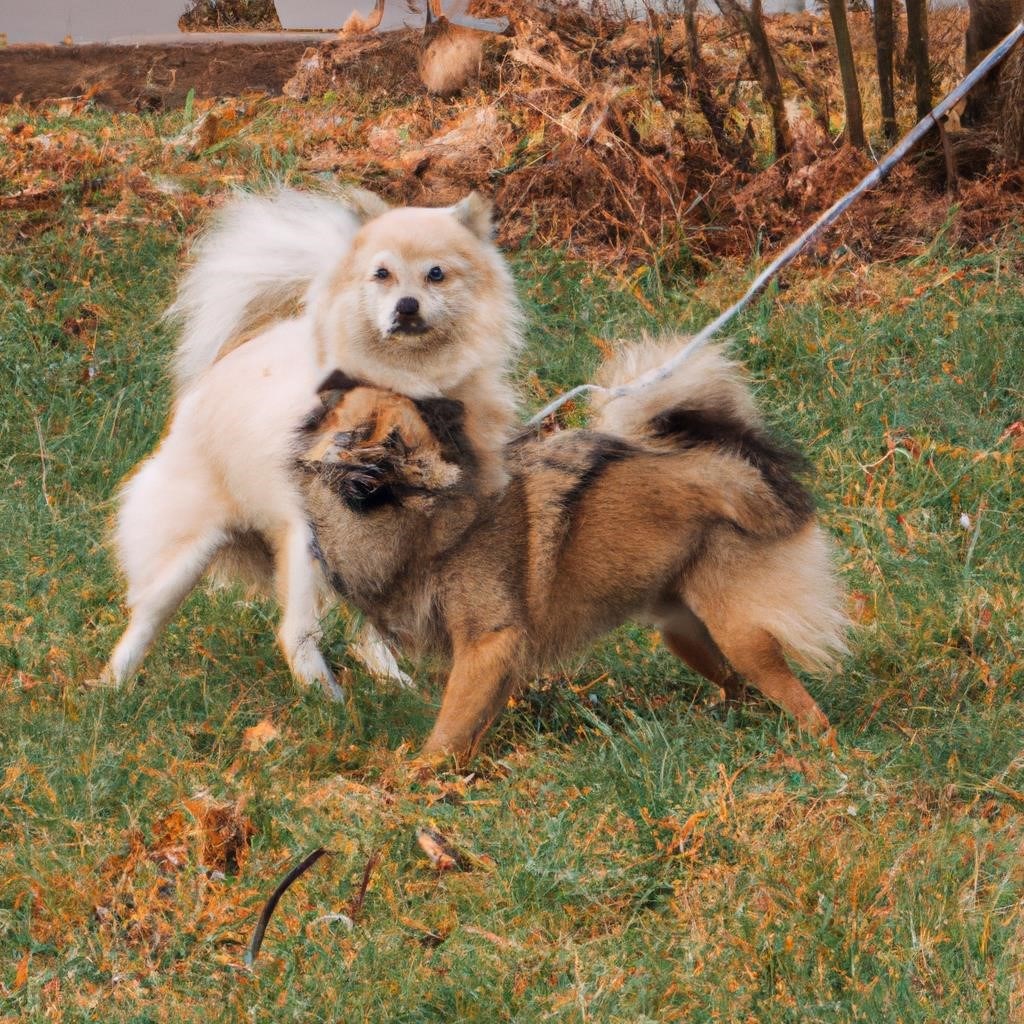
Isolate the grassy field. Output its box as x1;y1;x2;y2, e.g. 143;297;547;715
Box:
2;100;1024;1023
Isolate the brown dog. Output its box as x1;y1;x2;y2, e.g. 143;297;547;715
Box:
298;338;849;760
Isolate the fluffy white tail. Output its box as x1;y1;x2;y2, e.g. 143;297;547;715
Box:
169;188;364;393
590;335;762;443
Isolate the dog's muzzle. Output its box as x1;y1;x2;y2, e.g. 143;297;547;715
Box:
389;316;431;337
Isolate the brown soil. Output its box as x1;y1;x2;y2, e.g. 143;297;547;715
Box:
0;39;318;111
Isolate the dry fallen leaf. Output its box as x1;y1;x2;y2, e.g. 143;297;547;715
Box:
415;826;469;872
14;951;29;989
182;792;255;874
242;719;280;752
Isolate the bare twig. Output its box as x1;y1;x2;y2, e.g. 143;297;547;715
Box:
245;847;330;966
346;847;383;923
30;410;55;520
508;46;583;91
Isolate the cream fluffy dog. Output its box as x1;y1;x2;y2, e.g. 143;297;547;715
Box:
105;187;523;698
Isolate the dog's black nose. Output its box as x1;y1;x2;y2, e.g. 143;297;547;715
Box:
396;296;420;317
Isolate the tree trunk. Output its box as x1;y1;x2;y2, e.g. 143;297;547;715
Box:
905;0;932;119
874;0;898;142
715;0;793;158
827;0;866;148
684;0;749;167
964;0;1024;124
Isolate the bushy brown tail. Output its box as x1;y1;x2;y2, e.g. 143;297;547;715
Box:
594;336;848;673
592;336;814;537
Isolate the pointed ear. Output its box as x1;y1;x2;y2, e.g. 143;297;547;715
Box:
343;187;391;224
314;370;364;412
450;191;495;241
412;396;477;471
299;372;365;442
413;396;466;439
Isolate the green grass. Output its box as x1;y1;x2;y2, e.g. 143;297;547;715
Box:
2;103;1024;1022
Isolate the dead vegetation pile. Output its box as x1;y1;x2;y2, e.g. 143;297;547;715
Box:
2;4;1021;266
999;47;1024;163
179;0;281;31
283;2;1024;262
69;794;256;972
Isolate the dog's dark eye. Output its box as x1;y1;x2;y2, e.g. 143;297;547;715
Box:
374;267;390;280
426;266;445;283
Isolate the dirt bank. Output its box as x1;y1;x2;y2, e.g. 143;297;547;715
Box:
0;35;330;110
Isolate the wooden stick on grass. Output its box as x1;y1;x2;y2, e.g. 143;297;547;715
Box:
245;847;331;967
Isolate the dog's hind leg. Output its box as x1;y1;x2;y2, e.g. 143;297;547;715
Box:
105;528;226;684
274;522;344;701
696;614;830;733
658;603;748;703
420;626;524;762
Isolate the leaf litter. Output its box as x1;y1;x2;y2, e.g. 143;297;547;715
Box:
3;5;1022;266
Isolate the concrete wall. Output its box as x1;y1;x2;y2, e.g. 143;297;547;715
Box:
0;0;439;41
275;0;479;31
1;0;967;45
2;0;182;44
275;0;422;31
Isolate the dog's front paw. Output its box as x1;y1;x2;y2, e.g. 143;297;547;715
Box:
84;665;123;690
289;644;345;702
408;749;454;780
350;624;415;689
